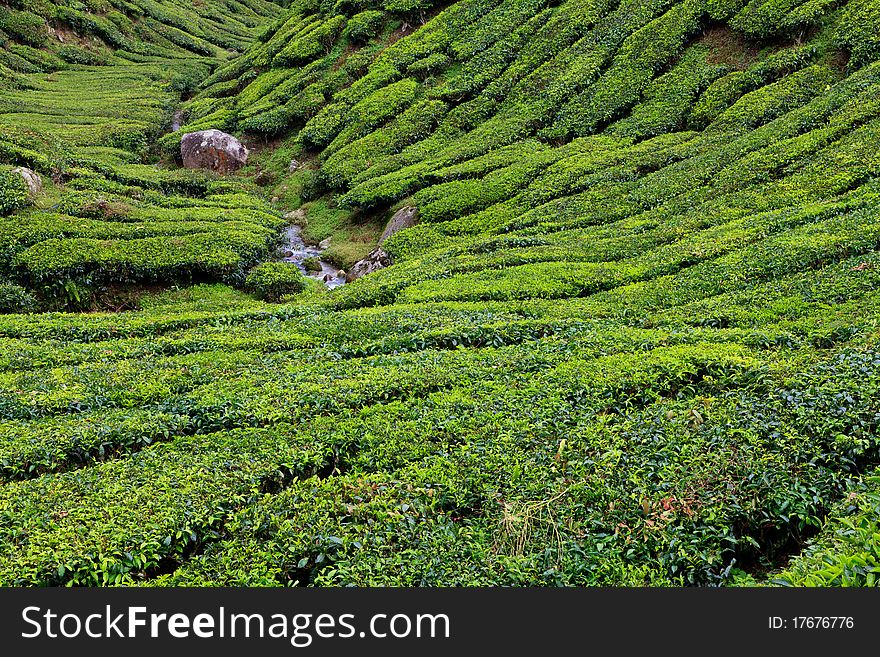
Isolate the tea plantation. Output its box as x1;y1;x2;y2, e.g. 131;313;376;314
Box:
0;0;879;586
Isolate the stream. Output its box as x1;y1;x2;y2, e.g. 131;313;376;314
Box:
281;225;346;289
170;109;184;132
168;110;344;288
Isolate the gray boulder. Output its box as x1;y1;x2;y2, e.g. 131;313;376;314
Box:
11;167;42;198
180;129;248;174
379;206;418;244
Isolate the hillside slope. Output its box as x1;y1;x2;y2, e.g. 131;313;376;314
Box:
0;0;283;309
0;0;879;586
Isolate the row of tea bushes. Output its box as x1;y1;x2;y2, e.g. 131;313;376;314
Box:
774;469;880;587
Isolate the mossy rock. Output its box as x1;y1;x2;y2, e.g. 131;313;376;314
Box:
302;256;322;273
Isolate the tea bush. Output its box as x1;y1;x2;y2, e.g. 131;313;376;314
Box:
0;166;30;216
0;281;36;314
835;0;880;68
344;10;386;44
775;472;880;587
245;262;308;301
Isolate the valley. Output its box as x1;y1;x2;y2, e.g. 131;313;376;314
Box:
0;0;878;587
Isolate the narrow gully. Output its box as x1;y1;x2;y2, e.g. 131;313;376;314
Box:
281;225;347;289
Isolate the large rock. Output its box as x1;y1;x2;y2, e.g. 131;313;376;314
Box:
346;248;392;282
11;167;41;198
180;129;248;174
379;206;418;244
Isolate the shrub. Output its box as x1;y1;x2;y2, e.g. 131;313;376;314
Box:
407;52;450;78
102;124;149;154
7;44;67;72
774;473;880;587
302;256;322;272
273;15;347;67
56;44;111;66
245;262;307;301
690;45;816;128
835;0;880;69
0;7;47;47
343;10;385;44
0;281;37;313
384;0;438;13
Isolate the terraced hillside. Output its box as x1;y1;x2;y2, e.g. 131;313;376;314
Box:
0;0;879;586
0;0;283;310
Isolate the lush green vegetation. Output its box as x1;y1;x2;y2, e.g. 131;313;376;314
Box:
0;0;879;587
0;164;30;214
775;471;880;586
0;0;281;69
245;261;308;300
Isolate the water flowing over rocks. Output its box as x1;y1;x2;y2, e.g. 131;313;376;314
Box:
280;225;346;289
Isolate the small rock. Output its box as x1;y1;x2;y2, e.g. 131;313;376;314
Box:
323;274;331;282
337;270;346;278
347;248;392;282
11;167;42;198
289;159;301;173
283;250;294;258
180;129;248;174
318;238;331;249
271;196;280;204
